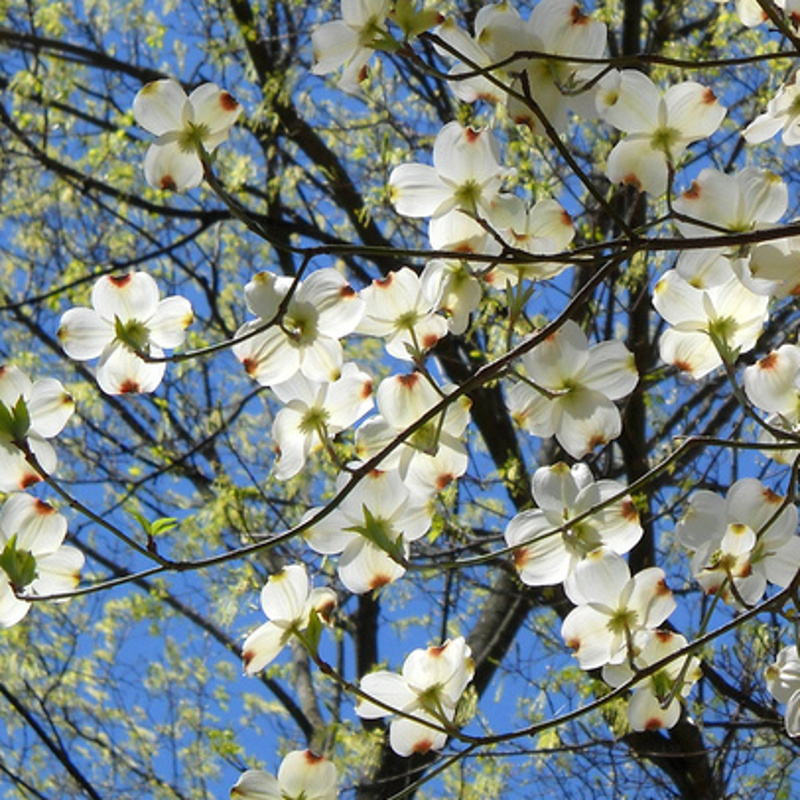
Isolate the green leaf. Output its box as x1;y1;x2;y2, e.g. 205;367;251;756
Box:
150;517;178;537
0;396;31;442
0;535;38;591
304;607;324;657
346;505;406;564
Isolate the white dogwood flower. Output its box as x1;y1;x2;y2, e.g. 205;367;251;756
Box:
561;549;676;670
603;630;701;732
675;478;800;607
311;0;392;92
356;636;474;756
507;321;638;458
58;271;193;395
242;565;336;676
357;268;449;360
271;364;373;481
766;645;800;737
652;270;769;379
389;122;517;250
133;79;242;191
745;71;800;146
505;462;642;591
600;70;725;195
233;269;363;387
305;469;431;594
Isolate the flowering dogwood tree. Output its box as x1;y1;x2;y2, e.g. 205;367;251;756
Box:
5;0;800;798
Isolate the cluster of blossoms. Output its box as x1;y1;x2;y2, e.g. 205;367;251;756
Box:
20;0;800;790
0;368;83;627
504;463;698;731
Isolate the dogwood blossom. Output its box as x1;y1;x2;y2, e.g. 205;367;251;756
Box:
436;0;606;135
507;321;638;458
311;0;392;92
304;469;431;593
232;269;364;387
599;70;725;195
0;366;74;492
603;630;701;731
490;198;575;285
505;462;642;592
133;79;242;191
0;493;84;628
672;167;788;293
271;364;373;480
58;271;193;395
356;636;474;756
388;121;517;250
675;478;800;606
561;549;676;670
231;750;338;800
355;372;471;498
420;258;484;335
242;564;336;675
766;645;800;736
651;270;769;379
356;268;449;360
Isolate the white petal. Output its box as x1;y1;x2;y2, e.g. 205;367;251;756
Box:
389;713;447;756
0;580;30;628
389;163;452;218
242;621;290;675
233;324;299;387
231;769;281;800
566;548;630;606
0;435;56;493
91;272;160;324
311;21;360;75
555;388;622;458
260;564;308;623
0;493;67;555
96;341;166;395
607;137;668;196
188;83;242;139
561;604;614;670
580;341;638;399
27;379;74;438
133;79;187;135
601;70;660;132
522;321;589;389
338;538;405;594
143;139;204;192
665;81;726;141
628;688;681;731
505;509;570;586
147;296;193;350
659;328;720;379
277;751;338;799
58;308;113;360
33;546;84;595
357;671;416;719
